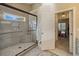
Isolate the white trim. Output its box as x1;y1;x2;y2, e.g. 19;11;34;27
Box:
73;8;76;55
55;8;76;55
55;8;75;14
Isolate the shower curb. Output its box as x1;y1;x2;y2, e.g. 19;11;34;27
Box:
15;43;37;56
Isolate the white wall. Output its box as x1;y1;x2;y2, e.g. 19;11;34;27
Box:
32;3;56;50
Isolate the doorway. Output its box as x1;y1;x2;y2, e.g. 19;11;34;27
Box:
55;9;76;55
56;12;69;52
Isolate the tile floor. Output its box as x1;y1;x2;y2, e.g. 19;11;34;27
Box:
23;46;57;56
56;38;69;52
0;42;57;56
49;48;72;56
0;42;35;56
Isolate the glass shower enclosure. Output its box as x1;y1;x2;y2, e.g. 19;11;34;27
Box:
0;4;37;56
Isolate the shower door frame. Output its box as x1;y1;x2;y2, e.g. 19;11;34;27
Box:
0;3;38;43
0;3;38;28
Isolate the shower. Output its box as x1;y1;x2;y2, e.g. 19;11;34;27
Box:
0;4;37;56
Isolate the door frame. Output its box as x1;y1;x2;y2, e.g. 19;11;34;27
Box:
55;8;76;55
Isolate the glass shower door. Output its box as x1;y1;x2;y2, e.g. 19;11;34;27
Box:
29;15;37;43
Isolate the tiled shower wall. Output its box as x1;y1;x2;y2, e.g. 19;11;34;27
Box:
0;21;33;49
0;14;36;49
0;4;37;49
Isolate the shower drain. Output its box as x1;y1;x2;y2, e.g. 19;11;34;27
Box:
18;46;22;48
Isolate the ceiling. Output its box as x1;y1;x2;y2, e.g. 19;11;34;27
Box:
19;3;34;5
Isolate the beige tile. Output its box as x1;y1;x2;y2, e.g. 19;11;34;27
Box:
49;48;72;56
0;42;35;56
23;46;57;56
